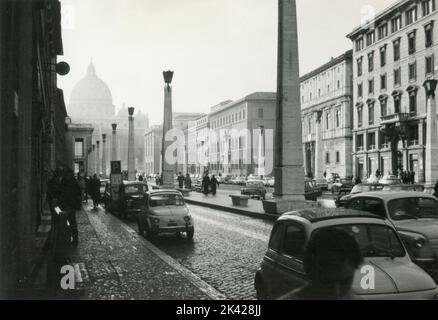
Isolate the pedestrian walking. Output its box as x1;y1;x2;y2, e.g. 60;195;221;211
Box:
411;171;416;184
77;173;87;203
184;173;192;189
177;172;184;189
138;175;144;182
210;175;219;196
46;167;63;218
56;168;82;245
202;174;210;195
91;174;101;209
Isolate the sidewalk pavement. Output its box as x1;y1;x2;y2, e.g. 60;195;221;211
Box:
35;202;225;300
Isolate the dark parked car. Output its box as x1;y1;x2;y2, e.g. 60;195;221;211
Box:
335;183;384;207
254;208;438;300
331;178;354;195
304;179;322;201
117;181;149;219
99;179;110;201
241;180;267;200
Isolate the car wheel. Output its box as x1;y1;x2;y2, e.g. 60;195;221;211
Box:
255;279;270;300
137;222;144;236
187;228;194;240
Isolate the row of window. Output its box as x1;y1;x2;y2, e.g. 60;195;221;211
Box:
357;22;434;77
356;91;419;129
304;108;343;135
355;125;420;151
302;80;343;103
357;55;435;99
325;151;341;165
355;0;436;51
210;109;246;129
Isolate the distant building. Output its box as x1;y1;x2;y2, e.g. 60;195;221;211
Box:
346;0;438;181
208;92;277;177
144;125;163;176
65;123;94;175
67;62;149;175
300;50;354;180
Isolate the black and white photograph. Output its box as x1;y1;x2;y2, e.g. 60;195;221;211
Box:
1;0;438;306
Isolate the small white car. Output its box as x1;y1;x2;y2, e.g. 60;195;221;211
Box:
137;189;194;240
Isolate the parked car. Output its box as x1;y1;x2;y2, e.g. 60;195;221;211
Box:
331;178;354;195
222;175;234;184
137;189;194;240
379;175;403;185
335;183;384;207
117;181;149;219
315;179;328;191
232;177;246;186
241;180;267;200
382;184;425;192
304;179;322;201
254;208;438;300
264;177;275;188
345;191;438;281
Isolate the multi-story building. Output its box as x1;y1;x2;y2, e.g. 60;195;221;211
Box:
347;0;438;182
0;0;68;298
208;93;276;177
144;125;163;176
301;50;354;180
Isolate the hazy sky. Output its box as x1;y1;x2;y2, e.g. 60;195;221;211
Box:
58;0;395;125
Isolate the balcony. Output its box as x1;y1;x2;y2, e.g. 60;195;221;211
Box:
408;139;419;147
356;146;365;152
368;145;376;151
380;113;413;125
381;143;390;149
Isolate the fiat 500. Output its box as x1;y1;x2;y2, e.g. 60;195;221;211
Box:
254;208;438;300
345;192;438;281
137;189;194;240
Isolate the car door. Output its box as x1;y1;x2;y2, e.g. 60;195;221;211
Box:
273;223;308;298
261;222;286;298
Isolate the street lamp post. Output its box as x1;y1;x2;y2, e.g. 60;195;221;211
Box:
161;70;175;188
102;134;107;178
128;107;136;181
111;123;118;161
423;79;438;193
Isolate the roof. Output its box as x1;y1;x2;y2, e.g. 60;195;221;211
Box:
346;0;411;39
209;92;276;116
300;50;353;82
148;189;183;195
278;208;385;223
350;191;435;201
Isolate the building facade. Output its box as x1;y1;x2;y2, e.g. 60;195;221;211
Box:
0;0;67;298
65;123;95;175
347;0;438;182
144;125;163;176
301;51;354;180
208;93;277;177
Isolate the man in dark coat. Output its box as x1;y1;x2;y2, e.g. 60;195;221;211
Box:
57;168;82;245
184;173;192;189
91;174;101;209
210;175;219;196
202;174;210;195
177;172;184;189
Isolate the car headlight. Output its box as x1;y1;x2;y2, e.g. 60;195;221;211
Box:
398;231;434;259
152;217;160;224
184;216;191;222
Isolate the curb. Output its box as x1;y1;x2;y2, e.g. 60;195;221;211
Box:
184;198;279;221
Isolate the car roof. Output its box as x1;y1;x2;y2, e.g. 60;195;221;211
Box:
277;208;385;224
148;189;182;195
349;191;434;200
247;180;264;183
355;183;383;186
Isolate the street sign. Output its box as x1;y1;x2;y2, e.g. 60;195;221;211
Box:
110;173;123;202
111;161;121;174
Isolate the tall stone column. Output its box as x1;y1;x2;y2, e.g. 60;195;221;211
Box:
314;111;323;180
92;144;96;175
418;120;425;183
96;141;100;177
128;107;136;181
424;79;438;192
264;0;305;214
161;71;175;188
111;123;118;161
102;134;107;178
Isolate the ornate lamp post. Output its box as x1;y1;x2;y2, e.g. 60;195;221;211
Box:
128;107;136;181
423;79;438;192
111;123;118;161
161;70;175;188
102;134;107;178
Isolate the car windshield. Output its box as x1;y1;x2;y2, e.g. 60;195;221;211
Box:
149;194;185;207
388;197;438;220
319;224;405;258
247;181;263;187
125;184;148;194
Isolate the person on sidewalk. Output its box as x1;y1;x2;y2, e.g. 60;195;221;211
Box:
177;172;184;189
57;168;82;245
46;167;63;219
77;173;87;203
202;174;210;195
91;174;101;209
210;175;219;196
184;173;192;189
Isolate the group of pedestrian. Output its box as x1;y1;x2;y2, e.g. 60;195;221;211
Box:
176;172;193;189
398;169;416;184
201;173;219;196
